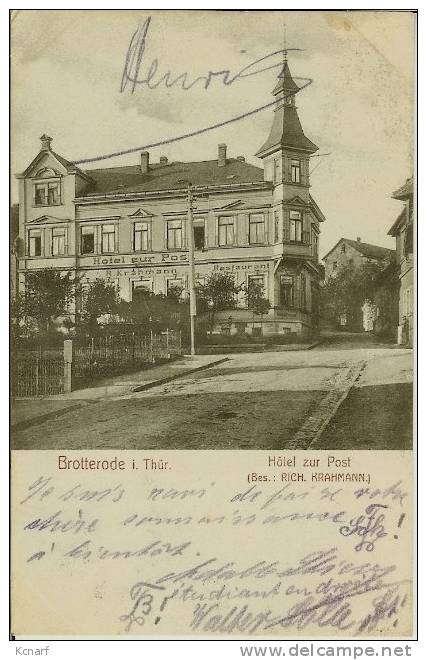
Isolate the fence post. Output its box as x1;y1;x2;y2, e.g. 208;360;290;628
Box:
64;339;73;393
166;328;170;358
150;328;155;363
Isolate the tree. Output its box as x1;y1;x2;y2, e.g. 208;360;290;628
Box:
20;270;76;335
196;272;242;332
116;286;189;333
245;280;271;328
81;279;120;334
321;262;383;331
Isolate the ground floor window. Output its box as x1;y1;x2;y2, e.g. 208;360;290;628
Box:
166;277;184;298
280;274;294;307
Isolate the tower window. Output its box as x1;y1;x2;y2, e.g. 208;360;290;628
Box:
291;160;301;183
274;211;280;242
289;210;303;242
273;158;281;184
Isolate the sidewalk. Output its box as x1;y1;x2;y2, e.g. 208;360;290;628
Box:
11;354;228;431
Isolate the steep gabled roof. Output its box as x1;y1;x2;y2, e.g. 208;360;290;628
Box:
322;237;395;262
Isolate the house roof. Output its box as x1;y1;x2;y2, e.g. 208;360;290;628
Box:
80;158;267;197
388;208;407;237
392;177;413;201
322;237;395;262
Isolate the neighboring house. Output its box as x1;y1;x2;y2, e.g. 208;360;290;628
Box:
16;55;325;338
10;204;19;299
323;237;395;281
388;177;414;346
322;237;396;332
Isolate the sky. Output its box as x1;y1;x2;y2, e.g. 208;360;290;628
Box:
11;9;415;256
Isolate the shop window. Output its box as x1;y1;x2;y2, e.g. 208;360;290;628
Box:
134;222;150;251
280;274;294;307
52;227;66;256
247;275;265;298
301;273;307;310
218;216;234;246
166;277;184;298
167;220;182;249
28;229;42;257
132;280;153;300
102;225;116;253
249;214;265;244
81;226;95;254
291;160;301;183
289;210;302;242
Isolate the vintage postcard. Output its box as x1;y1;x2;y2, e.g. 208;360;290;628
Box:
10;9;416;640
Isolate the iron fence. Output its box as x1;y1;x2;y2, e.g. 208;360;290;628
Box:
72;330;182;383
11;330;182;397
11;349;64;397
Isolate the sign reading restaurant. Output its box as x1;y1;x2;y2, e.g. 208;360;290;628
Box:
91;253;272;270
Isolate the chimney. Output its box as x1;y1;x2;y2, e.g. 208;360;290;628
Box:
218;143;227;167
236;156;245;162
357;236;361;242
140;151;149;174
40;134;52;151
160;156;168;165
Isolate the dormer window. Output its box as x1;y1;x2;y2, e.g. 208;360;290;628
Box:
34;181;61;206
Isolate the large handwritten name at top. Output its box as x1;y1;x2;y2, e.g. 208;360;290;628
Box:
120;16;310;95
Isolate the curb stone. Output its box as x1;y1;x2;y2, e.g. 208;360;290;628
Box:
131;357;229;392
287;360;367;450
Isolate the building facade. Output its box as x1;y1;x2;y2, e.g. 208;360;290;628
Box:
323;237;395;282
16;58;325;338
388;178;414;345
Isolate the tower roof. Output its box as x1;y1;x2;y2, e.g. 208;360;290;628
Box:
272;59;301;96
256;57;318;158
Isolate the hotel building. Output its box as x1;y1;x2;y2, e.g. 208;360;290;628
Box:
16;58;326;337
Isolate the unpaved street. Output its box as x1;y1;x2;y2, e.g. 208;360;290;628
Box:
13;334;413;451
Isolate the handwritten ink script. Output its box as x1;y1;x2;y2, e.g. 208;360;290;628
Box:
11;452;412;638
120;16;309;94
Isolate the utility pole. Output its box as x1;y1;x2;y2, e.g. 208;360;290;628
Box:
187;184;197;356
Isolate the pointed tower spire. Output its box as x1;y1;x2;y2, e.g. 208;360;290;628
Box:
255;38;318;158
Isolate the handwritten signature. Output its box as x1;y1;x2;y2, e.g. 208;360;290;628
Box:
120;16;307;95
